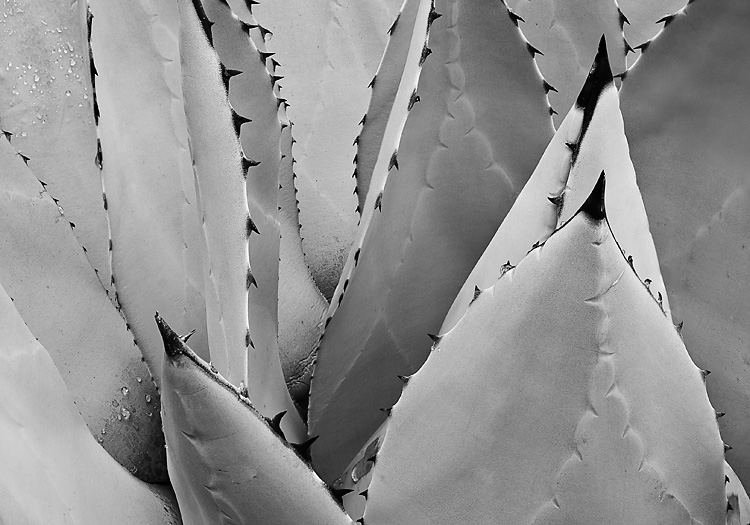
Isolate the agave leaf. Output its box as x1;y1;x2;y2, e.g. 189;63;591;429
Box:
620;0;750;485
156;314;352;525
178;0;305;442
0;136;166;482
309;0;552;483
253;0;401;299
364;177;725;524
278;122;328;401
0;0;112;292
616;0;690;67
726;461;750;522
89;0;209;377
0;283;180;524
511;0;626;126
354;0;427;210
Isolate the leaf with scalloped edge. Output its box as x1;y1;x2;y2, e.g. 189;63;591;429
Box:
511;0;626;126
156;313;352;525
277;121;328;401
0;282;180;524
442;38;669;333
309;0;552;483
89;0;209;379
178;0;305;442
252;0;401;299
364;176;725;524
0;0;112;292
620;0;750;487
0;136;166;482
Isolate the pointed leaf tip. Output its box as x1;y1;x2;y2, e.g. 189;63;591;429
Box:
579;171;607;221
154;313;185;358
576;36;614;134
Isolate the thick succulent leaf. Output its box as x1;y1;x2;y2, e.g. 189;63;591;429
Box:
440;76;582;334
511;0;626;126
278;122;328;401
253;0;401;299
364;178;725;524
444;39;670;332
0;0;111;292
616;0;689;66
0;283;180;524
556;39;669;315
89;0;209;378
309;0;552;483
179;0;305;442
157;315;352;525
0;136;166;482
354;0;425;210
620;0;750;485
726;461;750;522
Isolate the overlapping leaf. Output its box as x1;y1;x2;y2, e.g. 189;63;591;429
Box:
364;178;725;524
0;136;165;482
620;0;750;486
253;0;402;298
0;284;180;524
157;314;351;525
309;0;553;483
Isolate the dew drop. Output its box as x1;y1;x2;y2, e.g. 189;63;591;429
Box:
116;413;122;421
121;386;129;396
69;58;76;66
121;407;131;420
65;90;70;96
129;466;137;474
145;394;151;403
67;42;73;52
33;73;39;82
148;412;153;417
20;131;26;137
136;376;142;383
97;437;104;443
101;428;106;435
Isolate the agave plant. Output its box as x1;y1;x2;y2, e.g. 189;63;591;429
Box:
1;0;748;523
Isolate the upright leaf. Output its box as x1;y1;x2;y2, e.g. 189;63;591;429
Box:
0;284;180;524
253;0;401;298
178;0;305;441
621;0;750;485
309;0;552;483
0;0;112;291
364;177;725;524
0;137;166;482
89;0;209;379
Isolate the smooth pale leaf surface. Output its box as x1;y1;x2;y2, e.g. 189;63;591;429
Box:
364;183;725;525
178;0;250;387
309;0;552;483
0;137;166;482
0;284;180;525
620;0;750;486
0;0;111;292
253;0;401;299
157;315;352;525
90;0;209;379
512;0;626;126
557;42;670;316
440;84;582;334
277;123;328;401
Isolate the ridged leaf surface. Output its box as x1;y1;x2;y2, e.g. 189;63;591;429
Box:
364;180;725;524
157;315;352;525
621;0;750;485
309;0;552;483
